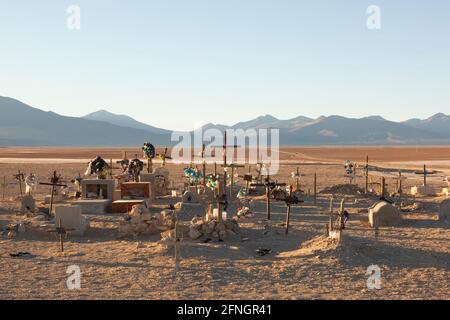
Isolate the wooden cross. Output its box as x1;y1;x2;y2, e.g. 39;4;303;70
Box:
284;185;303;234
13;170;25;198
202;143;207;187
39;171;67;216
47;218;74;252
251;174;286;220
415;164;436;187
216;176;227;223
393;170;407;196
222;163;245;199
1;176;7;200
157;147;172;167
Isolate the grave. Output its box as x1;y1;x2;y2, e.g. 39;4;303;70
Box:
74;179;116;213
81;179;116;200
111;182;152;213
121;182;151;199
153;167;170;197
368;201;401;228
54;205;89;236
411;185;436;196
20;195;36;214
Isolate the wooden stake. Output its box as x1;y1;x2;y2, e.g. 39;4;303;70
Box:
380;177;386;198
2;176;6;200
365;155;369;193
285;186;293;234
202;144;206;187
423;164;427;186
266;181;271;221
313;173;317;205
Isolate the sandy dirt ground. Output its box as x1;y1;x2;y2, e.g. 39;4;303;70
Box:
0;147;449;300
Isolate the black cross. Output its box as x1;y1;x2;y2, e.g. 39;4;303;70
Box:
48;218;75;252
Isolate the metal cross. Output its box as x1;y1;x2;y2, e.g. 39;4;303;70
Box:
39;171;67;216
47;218;75;252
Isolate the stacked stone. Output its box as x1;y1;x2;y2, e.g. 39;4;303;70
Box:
118;205;175;237
188;216;240;240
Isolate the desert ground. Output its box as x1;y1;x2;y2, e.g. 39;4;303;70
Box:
0;146;449;300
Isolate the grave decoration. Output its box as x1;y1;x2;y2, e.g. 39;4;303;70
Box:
142;142;156;173
116;159;130;173
127;156;144;182
24;173;39;195
72;173;83;196
85;155;110;179
344;160;355;183
184;165;203;186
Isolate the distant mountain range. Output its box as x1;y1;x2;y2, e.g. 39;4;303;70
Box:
1;96;450;146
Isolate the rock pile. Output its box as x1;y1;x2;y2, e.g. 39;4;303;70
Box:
118;204;175;237
320;184;364;195
188;216;240;240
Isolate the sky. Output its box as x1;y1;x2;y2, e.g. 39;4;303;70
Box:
0;0;449;131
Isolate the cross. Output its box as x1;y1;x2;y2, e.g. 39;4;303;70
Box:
157;147;172;167
13;170;25;198
284;185;304;234
415;164;435;187
47;218;74;252
39;171;67;216
1;176;7;200
222;163;245;199
393;170;407;195
201;144;207;187
251;174;286;220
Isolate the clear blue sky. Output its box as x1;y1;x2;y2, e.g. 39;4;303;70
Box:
1;0;449;131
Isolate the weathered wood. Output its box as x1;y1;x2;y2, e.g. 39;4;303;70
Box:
313;173;317;205
13;170;24;198
365;155;369;193
39;171;67;216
